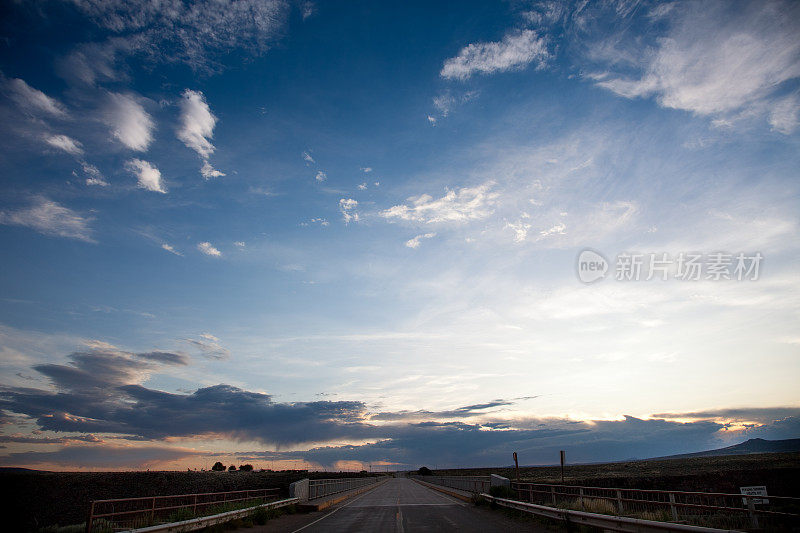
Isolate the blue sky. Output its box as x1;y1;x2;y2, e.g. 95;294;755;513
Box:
0;0;799;470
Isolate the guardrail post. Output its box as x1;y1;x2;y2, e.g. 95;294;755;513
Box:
616;489;623;514
669;492;678;521
151;496;156;523
193;494;198;515
551;486;557;506
747;497;759;529
579;488;585;511
85;501;95;533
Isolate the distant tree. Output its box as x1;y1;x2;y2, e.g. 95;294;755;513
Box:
228;465;237;471
239;464;254;471
212;461;226;471
417;466;432;476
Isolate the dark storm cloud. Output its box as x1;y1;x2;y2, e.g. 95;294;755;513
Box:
136;351;189;366
0;434;102;444
0;347;380;445
652;407;800;422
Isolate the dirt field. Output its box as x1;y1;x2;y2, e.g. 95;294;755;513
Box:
433;452;800;495
4;469;380;532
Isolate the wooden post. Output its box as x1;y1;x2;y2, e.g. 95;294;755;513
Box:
151;496;156;523
560;450;565;483
616;489;624;514
747;497;759;529
551;485;557;506
669;492;678;521
513;451;520;483
579;488;585;511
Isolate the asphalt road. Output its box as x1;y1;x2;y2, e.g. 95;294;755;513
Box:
246;477;549;532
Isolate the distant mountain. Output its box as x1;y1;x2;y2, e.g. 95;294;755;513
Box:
0;467;46;473
654;438;800;460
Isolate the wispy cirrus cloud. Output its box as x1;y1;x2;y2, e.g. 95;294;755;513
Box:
441;30;549;80
5;78;67;117
590;1;800;132
405;233;436;249
161;243;182;256
381;183;498;224
43;134;83;156
0;198;95;242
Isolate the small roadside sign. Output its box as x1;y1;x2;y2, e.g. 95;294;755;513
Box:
740;486;769;505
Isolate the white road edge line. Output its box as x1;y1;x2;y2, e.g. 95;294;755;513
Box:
414;480;469;507
289;481;383;533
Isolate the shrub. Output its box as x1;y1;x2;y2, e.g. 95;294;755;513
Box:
211;462;226;472
238;464;253;472
417;466;432;476
228;465;237;471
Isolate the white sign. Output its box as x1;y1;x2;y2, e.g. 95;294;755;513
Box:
740;486;769;505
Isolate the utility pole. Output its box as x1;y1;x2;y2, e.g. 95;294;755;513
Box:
513;452;520;482
560;450;565;483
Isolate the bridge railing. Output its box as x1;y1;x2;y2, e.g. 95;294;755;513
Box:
411;475;491;493
511;481;800;530
307;476;381;500
86;487;281;533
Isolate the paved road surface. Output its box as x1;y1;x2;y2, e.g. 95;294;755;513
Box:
246;477;548;532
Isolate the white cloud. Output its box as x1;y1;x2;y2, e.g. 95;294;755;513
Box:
768;93;800;134
161;243;182;256
64;0;288;72
405;232;436;249
361;167;372;173
381;182;498;224
234;241;245;248
80;162;108;186
540;222;566;238
301;218;329;227
44;134;83;155
0;197;94;242
303;151;315;163
6;78;67;116
104;92;154;151
197;241;222;256
432;90;478;117
441;30;549;80
427;115;437;126
505;220;532;243
178;89;225;177
201;160;225;179
339;198;359;224
125;159;165;193
186;333;230;359
315;171;327;182
301;1;315;20
358;183;367;190
590;1;800;132
177;89;217;158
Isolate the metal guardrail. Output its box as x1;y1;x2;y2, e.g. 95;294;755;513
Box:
481;494;739;533
308;476;381;500
409;475;491;493
86;488;281;532
128;497;297;533
510;482;800;530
